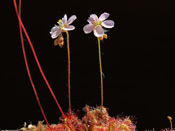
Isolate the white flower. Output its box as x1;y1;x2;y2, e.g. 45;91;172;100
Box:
50;14;77;39
83;12;114;37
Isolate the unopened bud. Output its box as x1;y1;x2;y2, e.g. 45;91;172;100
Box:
59;36;64;43
103;34;108;39
99;36;103;40
167;116;172;121
54;38;59;46
59;42;64;48
99;34;108;40
54;36;64;47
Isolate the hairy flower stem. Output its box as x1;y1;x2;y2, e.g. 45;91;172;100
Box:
17;0;50;128
65;30;71;113
13;0;65;118
97;38;104;107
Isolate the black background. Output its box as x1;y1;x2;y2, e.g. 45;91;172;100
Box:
3;0;175;130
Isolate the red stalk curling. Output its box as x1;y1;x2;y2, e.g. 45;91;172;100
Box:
13;0;65;118
17;0;51;128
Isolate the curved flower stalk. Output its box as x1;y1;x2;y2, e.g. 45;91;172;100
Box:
167;116;173;131
13;0;65;125
16;0;50;128
50;14;77;113
83;12;114;107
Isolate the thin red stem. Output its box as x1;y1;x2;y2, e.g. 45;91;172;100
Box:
18;0;50;128
13;0;65;118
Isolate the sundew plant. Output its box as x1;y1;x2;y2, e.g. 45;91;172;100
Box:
13;0;174;131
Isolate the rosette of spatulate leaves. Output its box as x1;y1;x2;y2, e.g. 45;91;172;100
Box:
20;115;174;131
21;106;136;131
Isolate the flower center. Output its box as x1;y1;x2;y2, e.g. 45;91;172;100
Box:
94;20;102;26
60;24;65;29
57;19;65;29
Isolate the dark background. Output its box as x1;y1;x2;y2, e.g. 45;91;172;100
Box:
3;0;175;130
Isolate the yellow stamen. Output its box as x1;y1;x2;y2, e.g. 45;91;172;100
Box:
93;16;98;21
57;19;62;23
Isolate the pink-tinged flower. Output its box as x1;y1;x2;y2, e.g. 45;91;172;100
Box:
50;14;77;39
83;12;114;37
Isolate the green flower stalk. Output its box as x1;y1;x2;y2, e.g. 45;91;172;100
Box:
50;14;77;113
83;12;115;107
97;37;104;106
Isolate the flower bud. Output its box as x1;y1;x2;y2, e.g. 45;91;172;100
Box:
103;34;108;39
54;36;64;47
59;42;64;48
167;116;172;121
99;36;104;40
99;34;108;40
54;38;59;46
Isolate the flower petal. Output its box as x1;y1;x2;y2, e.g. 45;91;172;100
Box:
62;14;67;23
62;25;75;31
88;14;98;23
67;15;77;24
99;12;109;21
50;25;59;34
102;20;114;28
50;26;62;39
94;25;104;37
83;24;95;34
